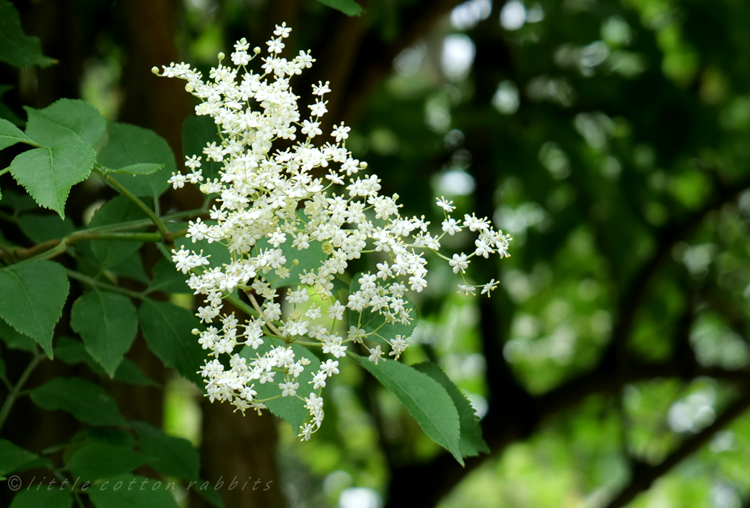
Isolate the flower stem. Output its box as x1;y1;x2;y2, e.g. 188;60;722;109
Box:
93;165;170;237
0;351;44;433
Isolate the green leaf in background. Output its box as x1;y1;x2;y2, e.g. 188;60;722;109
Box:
104;162;164;175
348;275;417;342
138;300;206;386
24;99;106;147
132;421;200;479
240;337;321;433
107;250;149;283
8;489;73;508
66;443;145;481
315;0;363;16
0;356;4;378
30;377;126;426
78;427;136;449
0;317;36;351
413;362;489;459
131;421;224;508
0;188;36;213
17;213;75;243
0;439;37;476
54;336;158;387
88;474;181;508
70;291;138;377
147;256;190;294
113;359;159;387
0;0;55;68
354;355;463;464
9;142;95;218
182;115;222;181
0;260;69;357
87;195;147;268
97;122;176;198
0;118;33;150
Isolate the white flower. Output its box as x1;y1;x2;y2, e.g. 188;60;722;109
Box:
368;345;384;365
436;196;455;212
157;24;511;441
448;253;469;274
389;335;408;360
279;381;299;397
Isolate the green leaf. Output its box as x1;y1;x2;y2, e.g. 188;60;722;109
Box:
413;362;489;458
70;291;138;376
348;275;417;341
0;260;69;357
104;163;164;175
97;123;176;198
133;421;200;480
138;300;206;386
30;377;126;426
87;196;147;268
17;213;75;243
0;188;36;213
315;0;363;16
147;257;190;294
67;443;145;481
353;355;462;463
113;360;159;387
88;474;181;508
54;336;98;366
239;337;321;433
182;115;222;181
107;250;149;283
8;489;73;508
0;0;55;68
253;236;328;289
0;439;37;476
78;427;136;449
0;317;36;351
24;99;106;147
0;118;33;150
55;337;158;387
9;142;95;218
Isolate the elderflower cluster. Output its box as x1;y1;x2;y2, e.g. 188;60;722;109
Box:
155;24;511;441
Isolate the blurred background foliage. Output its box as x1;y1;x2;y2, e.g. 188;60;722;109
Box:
3;0;750;507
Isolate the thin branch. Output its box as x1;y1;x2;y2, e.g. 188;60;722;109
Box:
65;269;146;300
0;350;45;433
603;385;750;508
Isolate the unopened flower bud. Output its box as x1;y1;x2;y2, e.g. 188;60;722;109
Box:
151;66;160;75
